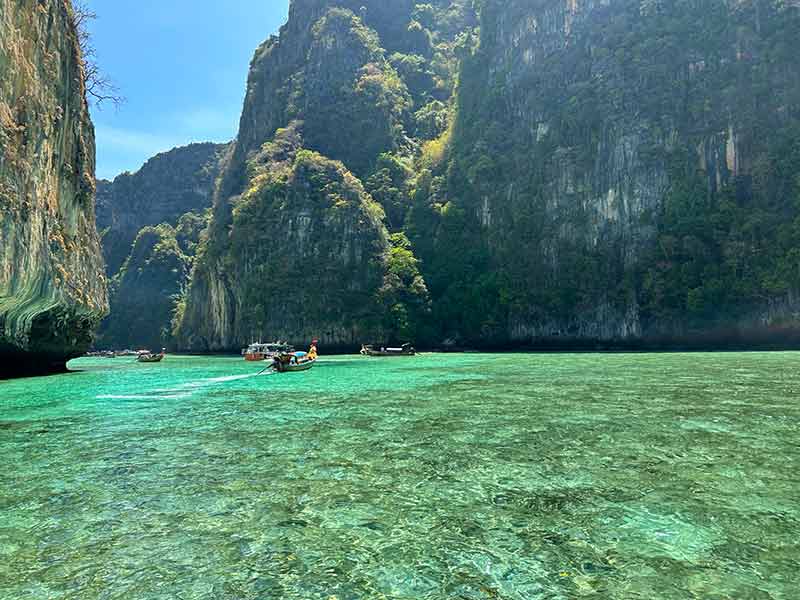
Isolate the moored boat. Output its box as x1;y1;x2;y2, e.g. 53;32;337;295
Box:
360;343;416;357
242;342;294;361
137;349;166;363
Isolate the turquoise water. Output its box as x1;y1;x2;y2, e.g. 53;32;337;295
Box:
0;353;798;599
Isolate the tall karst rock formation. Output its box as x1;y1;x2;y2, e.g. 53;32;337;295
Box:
96;142;228;276
410;0;800;348
177;0;474;351
95;142;227;350
176;0;799;351
0;0;107;375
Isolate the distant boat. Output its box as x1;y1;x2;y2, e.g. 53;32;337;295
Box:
242;342;294;362
360;343;416;357
137;349;165;363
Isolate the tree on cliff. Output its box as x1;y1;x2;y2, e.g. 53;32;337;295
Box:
70;1;123;108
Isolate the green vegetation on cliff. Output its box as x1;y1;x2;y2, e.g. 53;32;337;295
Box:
642;127;800;327
100;225;191;351
97;142;227;276
167;0;800;351
177;126;396;349
95;143;225;350
408;0;800;346
1;0;107;374
233;147;387;338
177;1;477;351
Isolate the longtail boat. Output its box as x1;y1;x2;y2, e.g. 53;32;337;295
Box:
137;349;165;363
269;341;319;373
273;354;316;372
360;343;416;357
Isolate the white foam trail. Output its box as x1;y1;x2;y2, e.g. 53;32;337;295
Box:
98;373;258;401
177;373;256;389
96;394;191;400
196;374;255;384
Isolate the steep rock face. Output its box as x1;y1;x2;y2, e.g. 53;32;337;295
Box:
100;225;191;352
218;0;474;218
178;133;389;350
94;142;224;350
0;0;107;375
177;0;464;351
412;0;800;347
96;142;227;276
219;0;414;204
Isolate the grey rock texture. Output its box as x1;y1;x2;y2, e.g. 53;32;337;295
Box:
415;0;800;347
96;142;227;276
177;1;455;352
0;0;107;376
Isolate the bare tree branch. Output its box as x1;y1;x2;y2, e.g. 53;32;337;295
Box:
71;1;125;109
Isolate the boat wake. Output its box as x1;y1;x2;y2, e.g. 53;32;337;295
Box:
96;393;192;401
176;373;256;388
98;373;260;401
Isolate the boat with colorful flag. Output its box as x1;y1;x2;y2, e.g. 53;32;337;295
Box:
270;341;319;373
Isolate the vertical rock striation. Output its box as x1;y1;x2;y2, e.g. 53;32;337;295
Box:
96;142;228;276
411;0;800;348
176;0;469;351
173;0;799;351
0;0;107;376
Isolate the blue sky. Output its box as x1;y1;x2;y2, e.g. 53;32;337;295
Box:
84;0;289;180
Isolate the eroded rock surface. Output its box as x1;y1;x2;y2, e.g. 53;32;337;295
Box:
0;0;107;376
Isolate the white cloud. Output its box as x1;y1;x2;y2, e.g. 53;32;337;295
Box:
176;107;238;138
93;105;238;180
95;124;183;157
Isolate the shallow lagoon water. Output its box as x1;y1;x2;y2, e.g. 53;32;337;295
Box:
1;352;798;599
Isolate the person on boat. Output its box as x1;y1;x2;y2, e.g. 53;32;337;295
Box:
308;340;318;360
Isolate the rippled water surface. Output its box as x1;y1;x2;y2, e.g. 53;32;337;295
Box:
1;353;798;599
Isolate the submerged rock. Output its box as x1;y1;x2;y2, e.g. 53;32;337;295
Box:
0;0;107;376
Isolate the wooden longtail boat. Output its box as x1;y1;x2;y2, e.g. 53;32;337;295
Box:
270;342;318;373
137;350;165;363
360;343;416;356
273;357;316;372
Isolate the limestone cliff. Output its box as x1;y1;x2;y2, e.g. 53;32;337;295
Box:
100;224;192;352
177;0;456;351
93;143;225;350
410;0;800;347
96;142;227;276
0;0;107;375
177;0;800;351
177;128;391;350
